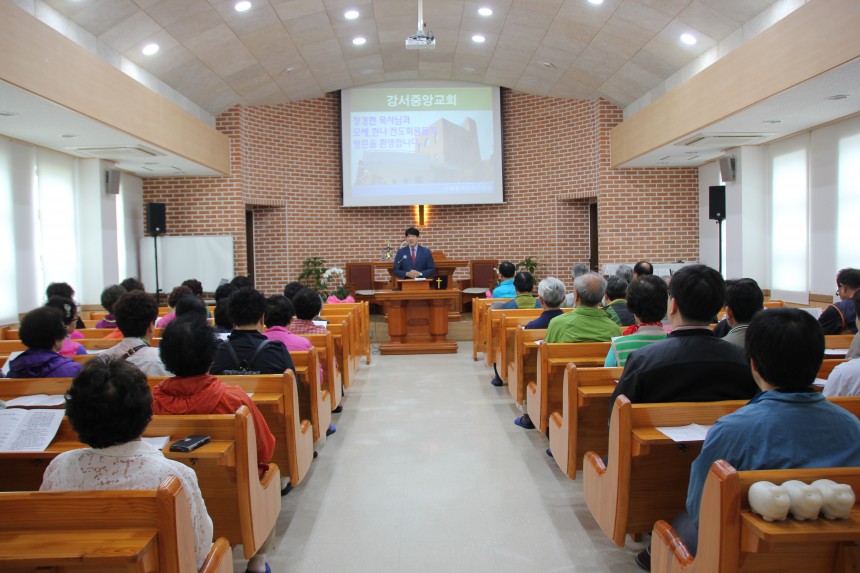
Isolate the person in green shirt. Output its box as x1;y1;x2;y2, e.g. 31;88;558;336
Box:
546;273;621;343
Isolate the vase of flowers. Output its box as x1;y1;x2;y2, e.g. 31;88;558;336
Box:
322;267;354;303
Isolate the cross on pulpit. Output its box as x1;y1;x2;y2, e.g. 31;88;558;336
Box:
435;277;443;289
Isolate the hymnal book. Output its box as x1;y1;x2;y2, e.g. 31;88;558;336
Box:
5;394;66;408
0;409;64;452
142;436;170;450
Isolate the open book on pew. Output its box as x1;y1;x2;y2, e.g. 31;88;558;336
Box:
5;394;66;408
0;409;64;452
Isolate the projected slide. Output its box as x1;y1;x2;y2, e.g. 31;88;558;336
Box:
341;83;503;207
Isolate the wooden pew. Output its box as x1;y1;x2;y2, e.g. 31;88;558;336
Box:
526;341;612;433
491;309;544;380
291;348;331;442
0;407;280;559
320;306;359;373
325;320;352;389
0;338;120;354
486;308;542;370
584;396;860;547
151;373;314;488
0;475;233;573
819;358;849;379
506;326;546;404
651;462;860;573
548;364;624;479
322;301;371;366
301;332;343;411
2;327;117;339
471;298;509;362
826;334;855;350
0;372;314;489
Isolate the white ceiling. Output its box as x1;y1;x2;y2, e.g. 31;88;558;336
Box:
1;0;859;175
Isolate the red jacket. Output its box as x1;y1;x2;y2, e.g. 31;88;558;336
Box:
151;374;276;468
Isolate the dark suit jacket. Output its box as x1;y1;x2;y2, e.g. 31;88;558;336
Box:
394;245;435;279
210;329;295;376
610;328;758;408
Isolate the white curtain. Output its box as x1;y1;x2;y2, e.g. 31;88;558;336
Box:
770;136;809;304
837;132;860;270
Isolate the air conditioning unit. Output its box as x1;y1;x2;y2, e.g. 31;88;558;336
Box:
678;133;770;148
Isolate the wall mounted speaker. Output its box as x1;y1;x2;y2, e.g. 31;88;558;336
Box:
719;155;736;182
146;202;166;235
105;168;121;195
709;185;726;221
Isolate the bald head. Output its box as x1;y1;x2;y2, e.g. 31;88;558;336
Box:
573;272;607;307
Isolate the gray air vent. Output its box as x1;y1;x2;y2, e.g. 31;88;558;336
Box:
678;133;770;148
70;145;165;161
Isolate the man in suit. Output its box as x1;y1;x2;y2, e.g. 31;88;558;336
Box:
394;227;435;279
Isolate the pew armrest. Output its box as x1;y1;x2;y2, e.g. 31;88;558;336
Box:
651;519;694;573
201;537;235;573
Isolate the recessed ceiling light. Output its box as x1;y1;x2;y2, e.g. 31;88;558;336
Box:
344;9;359;20
142;43;159;56
472;34;486;43
542;62;556;69
464;66;476;72
588;0;604;5
478;7;493;16
680;33;697;46
60;134;79;138
286;67;294;73
762;119;782;124
353;36;366;46
234;1;251;12
0;111;19;117
826;94;849;101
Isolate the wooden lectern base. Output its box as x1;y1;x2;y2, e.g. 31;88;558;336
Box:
375;288;460;355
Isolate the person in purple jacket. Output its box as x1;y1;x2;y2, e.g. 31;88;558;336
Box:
7;306;82;378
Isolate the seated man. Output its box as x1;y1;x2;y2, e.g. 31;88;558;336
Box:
604;275;668;367
644;309;860;568
491;261;516;298
210;287;295;376
154;314;276;573
562;263;591;307
602;276;635;327
819;267;860;334
611;264;758;410
99;290;171;376
514;277;567;428
546;272;621;343
615;265;634;284
6;306;82;378
500;271;540;309
289;288;328;335
721;278;764;347
41;358;213;569
213;283;237;335
394;227;435;279
633;260;654;280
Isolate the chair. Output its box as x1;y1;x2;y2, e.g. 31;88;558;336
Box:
346;262;375;296
461;259;497;312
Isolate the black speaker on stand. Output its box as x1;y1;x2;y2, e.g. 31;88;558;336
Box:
709;186;726;275
146;203;166;305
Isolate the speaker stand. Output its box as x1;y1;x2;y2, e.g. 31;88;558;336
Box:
716;218;725;275
153;234;162;305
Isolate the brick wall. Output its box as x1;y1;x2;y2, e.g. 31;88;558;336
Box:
143;90;698;295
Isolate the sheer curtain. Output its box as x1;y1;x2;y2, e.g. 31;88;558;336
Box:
837;132;860;270
770;137;809;304
0;137;16;323
35;148;79;296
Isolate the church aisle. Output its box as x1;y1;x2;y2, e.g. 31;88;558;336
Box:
241;347;644;572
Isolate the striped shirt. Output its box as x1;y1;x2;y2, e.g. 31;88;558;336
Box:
604;325;667;367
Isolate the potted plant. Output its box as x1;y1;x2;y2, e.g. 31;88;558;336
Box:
322;267;354;303
517;257;540;279
298;256;327;291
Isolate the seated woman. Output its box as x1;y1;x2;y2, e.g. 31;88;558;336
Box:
265;294;324;384
155;285;193;328
46;281;85;331
40;358;213;569
44;296;87;357
604;275;668;368
7;306;82;378
154;314;276;573
94;284;127;333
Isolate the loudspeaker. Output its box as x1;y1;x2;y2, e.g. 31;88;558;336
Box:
719;155;735;182
146;202;166;235
105;168;121;195
709;185;726;221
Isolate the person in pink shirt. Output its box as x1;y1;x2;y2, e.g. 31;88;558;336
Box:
155;285;193;328
45;296;86;357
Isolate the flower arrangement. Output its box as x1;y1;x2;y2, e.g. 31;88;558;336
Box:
322;267;353;302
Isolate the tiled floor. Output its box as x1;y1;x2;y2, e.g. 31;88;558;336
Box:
235;347;645;572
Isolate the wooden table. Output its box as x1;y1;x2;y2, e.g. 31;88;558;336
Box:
375;287;460;354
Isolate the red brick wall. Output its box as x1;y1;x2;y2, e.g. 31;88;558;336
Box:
143;90;698;295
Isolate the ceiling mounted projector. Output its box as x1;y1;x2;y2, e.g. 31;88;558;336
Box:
406;0;435;49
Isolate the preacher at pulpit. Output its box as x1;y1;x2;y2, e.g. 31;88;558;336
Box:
394;227;435;279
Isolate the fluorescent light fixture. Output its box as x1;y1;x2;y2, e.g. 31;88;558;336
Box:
142;43;159;55
472;34;486;43
680;33;697;46
344;9;359;20
234;1;251;12
478;7;493;16
588;0;604;5
353;36;366;46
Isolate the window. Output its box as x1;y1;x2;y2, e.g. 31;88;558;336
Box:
0;137;16;323
35;148;79;294
837;132;860;269
770;139;808;303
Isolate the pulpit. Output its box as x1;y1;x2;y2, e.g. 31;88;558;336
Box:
375;284;460;354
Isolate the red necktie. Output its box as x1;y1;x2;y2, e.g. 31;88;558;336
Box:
411;248;416;265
